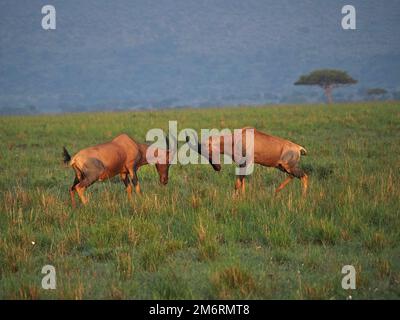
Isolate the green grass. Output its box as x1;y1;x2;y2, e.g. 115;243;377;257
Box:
0;101;399;299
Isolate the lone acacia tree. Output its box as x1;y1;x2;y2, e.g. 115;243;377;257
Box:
294;69;357;104
367;88;387;100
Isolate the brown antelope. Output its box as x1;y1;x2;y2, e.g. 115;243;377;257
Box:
186;127;308;196
63;133;172;207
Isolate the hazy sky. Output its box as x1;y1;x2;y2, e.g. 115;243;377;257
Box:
1;1;399;111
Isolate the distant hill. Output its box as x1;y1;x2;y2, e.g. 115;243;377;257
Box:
1;0;400;114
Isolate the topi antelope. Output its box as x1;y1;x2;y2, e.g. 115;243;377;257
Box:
63;133;172;207
186;127;308;196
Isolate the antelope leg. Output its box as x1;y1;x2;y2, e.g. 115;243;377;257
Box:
234;176;245;194
121;173;132;199
69;176;79;208
135;183;141;194
275;176;294;194
301;174;308;197
75;185;88;205
74;176;97;205
129;169;141;195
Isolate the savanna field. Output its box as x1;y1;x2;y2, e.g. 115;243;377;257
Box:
0;102;399;299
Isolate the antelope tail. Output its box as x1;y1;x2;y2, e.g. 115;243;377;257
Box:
63;147;72;164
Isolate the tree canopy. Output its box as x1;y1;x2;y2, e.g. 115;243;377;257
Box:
294;69;357;103
294;69;357;88
367;88;387;96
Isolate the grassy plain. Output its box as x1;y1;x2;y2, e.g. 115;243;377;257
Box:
0;102;399;299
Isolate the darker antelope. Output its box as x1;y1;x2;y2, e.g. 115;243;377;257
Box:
186;127;308;196
63;133;172;207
